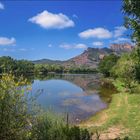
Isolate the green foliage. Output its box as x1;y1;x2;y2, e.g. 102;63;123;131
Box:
35;64;63;74
98;54;119;77
31;113;91;140
35;64;97;74
108;1;140;91
131;47;140;81
34;64;48;74
111;49;140;93
0;56;34;75
16;60;34;74
0;56;16;73
112;79;126;92
123;0;140;45
67;66;97;74
0;74;31;140
111;53;138;91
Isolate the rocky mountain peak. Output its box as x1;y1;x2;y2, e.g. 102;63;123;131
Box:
110;43;133;52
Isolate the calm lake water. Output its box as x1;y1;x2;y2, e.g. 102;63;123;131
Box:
30;74;108;123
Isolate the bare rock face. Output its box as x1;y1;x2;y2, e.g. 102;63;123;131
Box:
110;43;133;53
65;47;112;68
71;51;89;65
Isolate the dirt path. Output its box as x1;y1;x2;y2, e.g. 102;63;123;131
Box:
92;126;126;140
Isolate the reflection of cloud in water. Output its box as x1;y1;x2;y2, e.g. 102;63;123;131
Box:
62;98;83;106
62;94;106;114
58;90;98;98
59;91;72;97
59;90;99;98
77;101;105;113
59;91;85;98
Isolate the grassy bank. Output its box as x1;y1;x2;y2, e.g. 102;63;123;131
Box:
80;81;140;139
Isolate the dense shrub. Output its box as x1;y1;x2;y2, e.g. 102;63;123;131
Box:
31;113;91;140
0;74;32;140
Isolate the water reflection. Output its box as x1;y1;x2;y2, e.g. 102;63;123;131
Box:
29;74;111;123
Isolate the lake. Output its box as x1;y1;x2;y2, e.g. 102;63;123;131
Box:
30;74;108;123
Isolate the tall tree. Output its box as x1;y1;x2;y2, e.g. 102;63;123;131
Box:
123;0;140;45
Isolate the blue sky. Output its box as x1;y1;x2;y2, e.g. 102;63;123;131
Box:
0;0;131;60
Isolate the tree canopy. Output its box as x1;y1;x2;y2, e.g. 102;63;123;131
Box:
123;0;140;45
98;54;119;77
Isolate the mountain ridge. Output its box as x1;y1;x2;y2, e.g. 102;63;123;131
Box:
33;43;134;68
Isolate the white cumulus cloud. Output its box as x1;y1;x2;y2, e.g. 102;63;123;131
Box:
79;26;127;40
114;26;127;38
59;43;87;49
29;10;74;29
92;41;103;46
0;2;4;10
79;28;112;39
0;37;16;46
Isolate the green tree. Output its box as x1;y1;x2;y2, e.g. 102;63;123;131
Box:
34;64;48;74
16;60;34;74
131;48;140;81
111;53;137;90
98;54;119;77
0;56;34;75
123;0;140;45
0;56;16;73
122;0;140;83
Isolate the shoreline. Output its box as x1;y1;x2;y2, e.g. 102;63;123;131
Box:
79;79;140;139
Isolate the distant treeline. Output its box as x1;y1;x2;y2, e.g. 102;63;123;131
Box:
0;56;34;74
0;56;97;75
34;64;97;74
